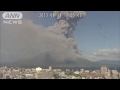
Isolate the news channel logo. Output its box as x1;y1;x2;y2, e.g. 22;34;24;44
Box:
2;12;23;24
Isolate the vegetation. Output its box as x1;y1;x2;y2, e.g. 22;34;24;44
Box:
65;71;74;75
53;74;60;79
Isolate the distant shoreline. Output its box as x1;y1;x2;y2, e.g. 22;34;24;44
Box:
1;66;120;72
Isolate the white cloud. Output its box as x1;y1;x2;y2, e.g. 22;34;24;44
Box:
93;49;120;56
86;48;120;61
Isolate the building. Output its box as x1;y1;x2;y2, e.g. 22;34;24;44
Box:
59;72;65;76
5;75;11;79
25;74;34;79
104;72;111;78
107;69;111;75
53;69;61;72
36;67;42;72
84;70;90;73
100;66;108;75
111;70;118;79
49;66;52;71
66;69;70;71
118;73;120;78
0;73;3;78
80;69;84;74
74;71;79;74
35;70;53;79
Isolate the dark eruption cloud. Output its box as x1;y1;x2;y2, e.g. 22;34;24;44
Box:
48;11;86;54
1;11;88;67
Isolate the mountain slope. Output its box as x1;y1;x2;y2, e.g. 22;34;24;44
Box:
95;60;120;64
1;53;97;68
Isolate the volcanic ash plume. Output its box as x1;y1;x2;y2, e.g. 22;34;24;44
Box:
48;11;86;55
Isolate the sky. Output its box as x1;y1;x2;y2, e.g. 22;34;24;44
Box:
74;11;120;61
22;11;120;61
1;11;120;62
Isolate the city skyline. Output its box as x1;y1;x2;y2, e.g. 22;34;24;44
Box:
0;66;120;79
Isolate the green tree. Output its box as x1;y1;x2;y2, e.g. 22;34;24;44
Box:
53;74;60;79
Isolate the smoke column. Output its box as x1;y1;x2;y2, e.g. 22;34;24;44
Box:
1;11;88;67
48;11;86;55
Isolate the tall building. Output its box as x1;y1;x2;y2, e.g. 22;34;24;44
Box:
111;70;118;78
49;66;52;71
100;66;108;75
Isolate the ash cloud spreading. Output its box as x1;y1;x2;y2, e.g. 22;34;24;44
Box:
1;11;89;67
48;11;86;54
